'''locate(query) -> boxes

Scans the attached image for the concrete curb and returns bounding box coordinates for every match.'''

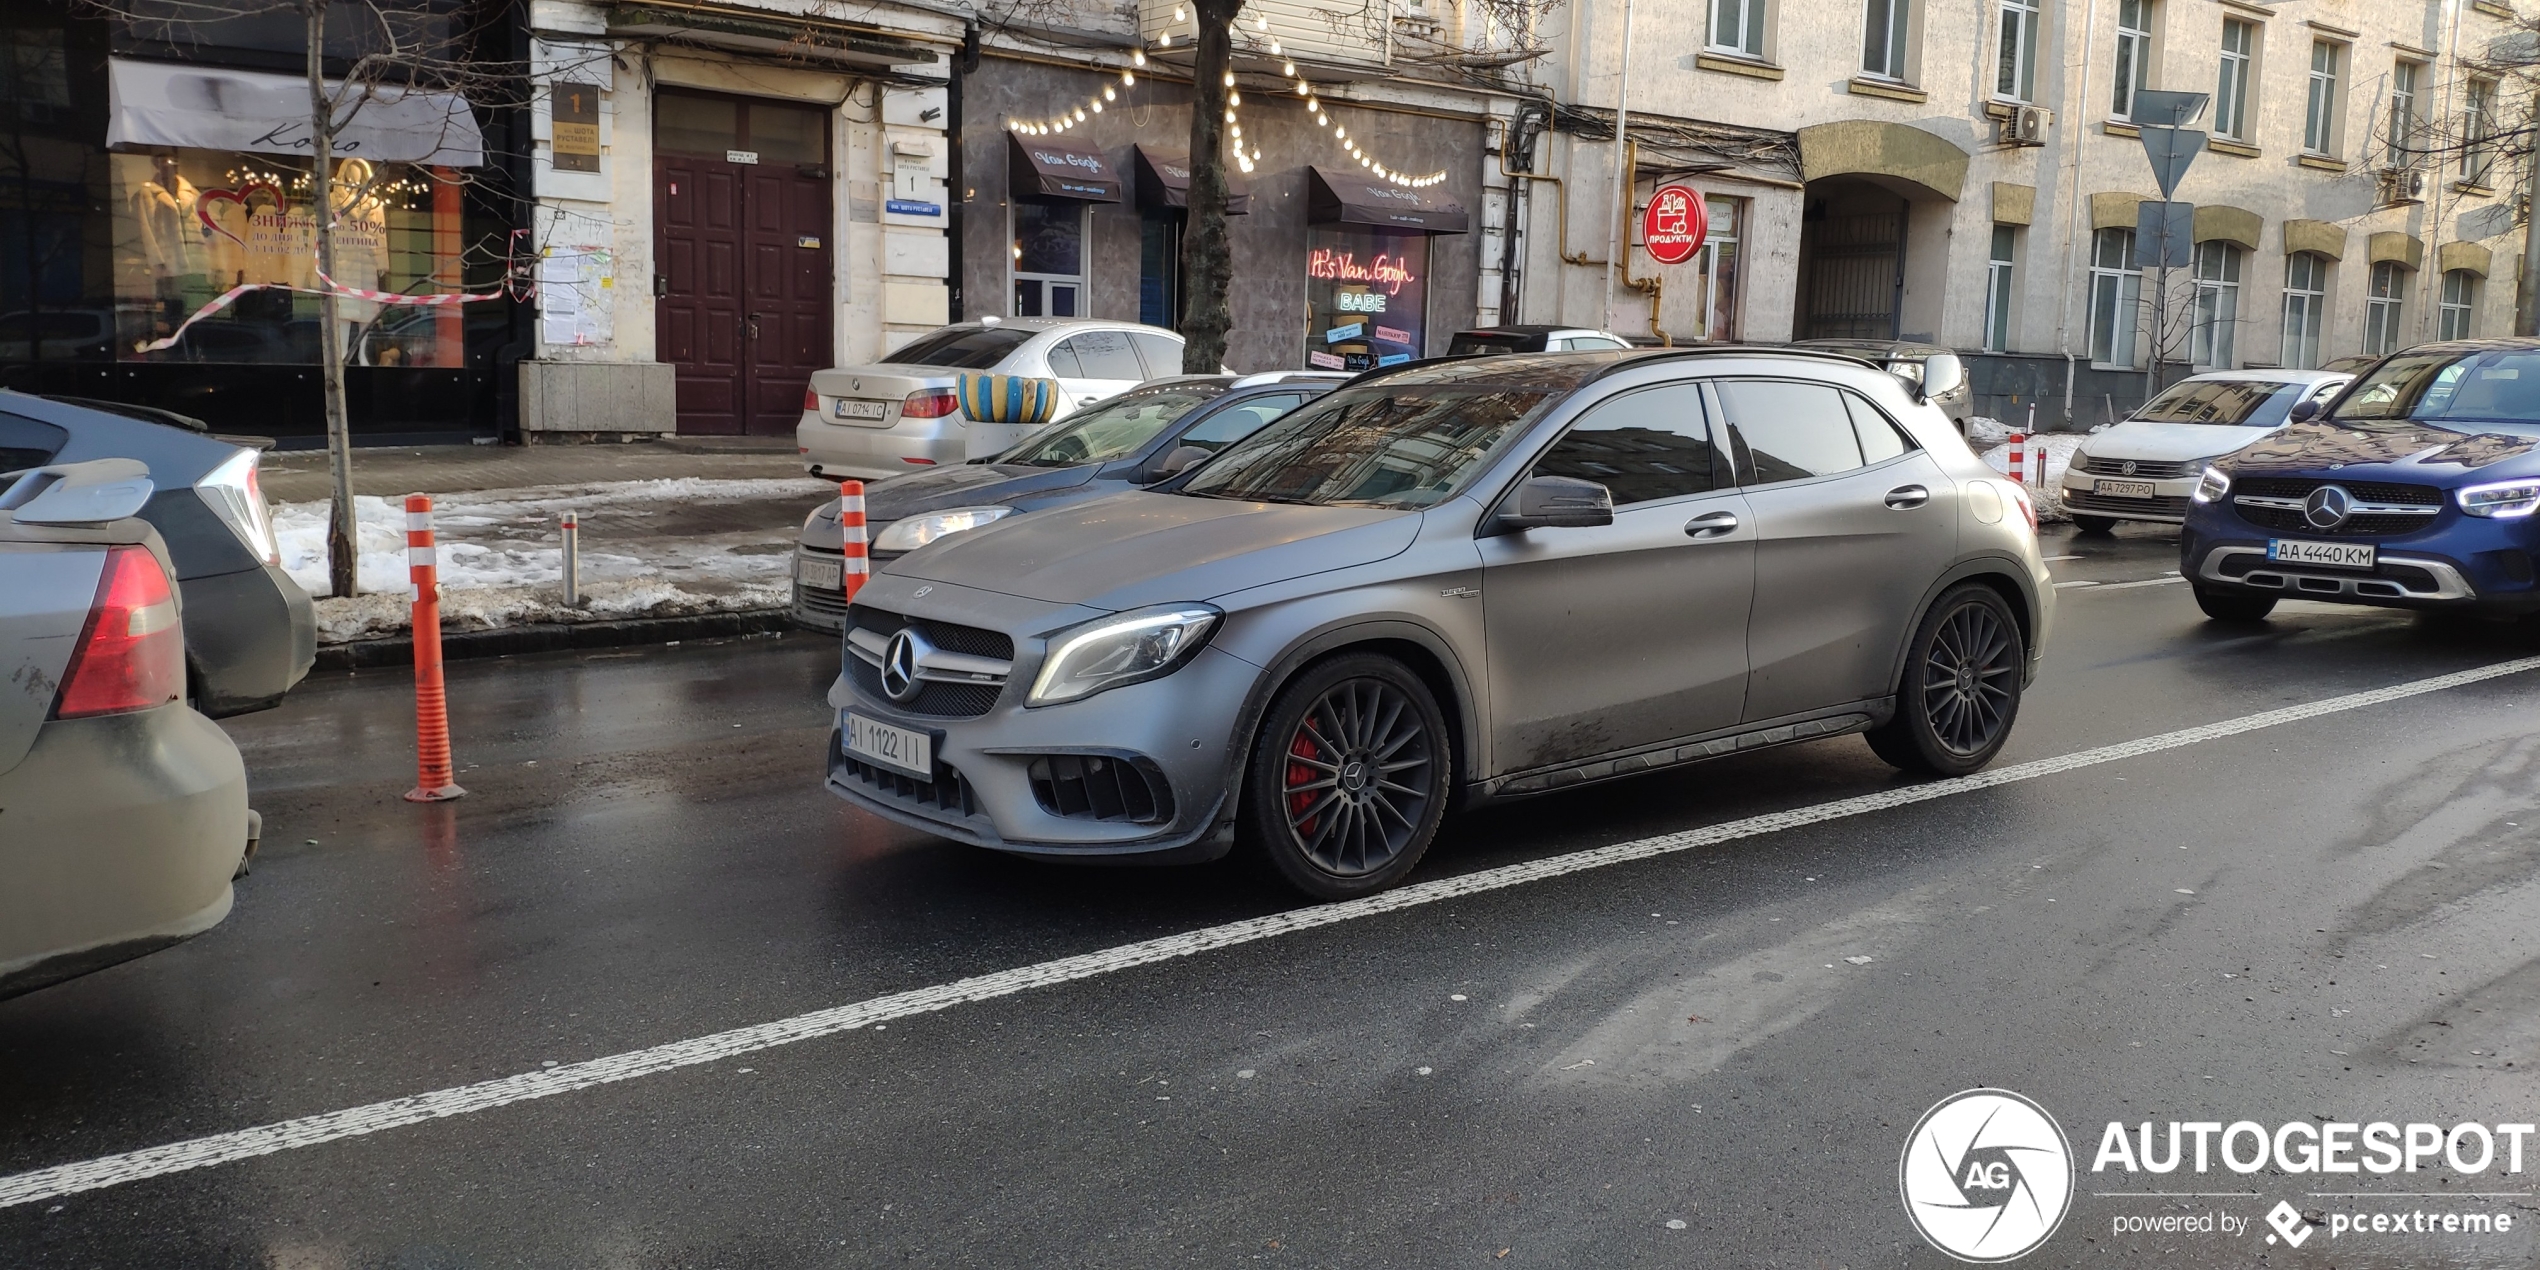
[314,609,799,670]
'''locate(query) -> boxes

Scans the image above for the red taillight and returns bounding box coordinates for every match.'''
[901,389,959,419]
[53,545,184,719]
[804,387,821,411]
[902,457,938,465]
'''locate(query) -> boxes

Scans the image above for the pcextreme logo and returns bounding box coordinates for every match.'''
[1899,1089,2075,1262]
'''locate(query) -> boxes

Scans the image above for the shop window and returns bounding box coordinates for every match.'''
[1305,226,1429,371]
[2086,226,2140,368]
[2189,240,2241,370]
[1687,197,1742,342]
[1013,201,1084,318]
[2439,270,2477,341]
[112,152,469,366]
[2280,251,2327,369]
[2363,261,2406,357]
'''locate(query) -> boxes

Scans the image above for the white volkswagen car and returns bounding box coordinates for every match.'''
[798,319,1193,480]
[2058,369,2353,532]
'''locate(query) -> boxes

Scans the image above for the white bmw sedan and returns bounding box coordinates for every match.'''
[2059,369,2352,532]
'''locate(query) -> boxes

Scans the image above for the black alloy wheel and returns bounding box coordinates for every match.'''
[2193,585,2278,623]
[1240,653,1450,899]
[1866,583,2026,776]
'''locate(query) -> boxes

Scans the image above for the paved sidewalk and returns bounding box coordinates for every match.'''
[261,437,804,502]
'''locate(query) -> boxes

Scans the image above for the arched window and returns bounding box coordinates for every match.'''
[2280,252,2328,369]
[2439,270,2478,341]
[2190,240,2241,369]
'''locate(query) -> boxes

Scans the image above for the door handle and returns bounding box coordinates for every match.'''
[1684,510,1740,538]
[746,314,763,339]
[1885,484,1931,509]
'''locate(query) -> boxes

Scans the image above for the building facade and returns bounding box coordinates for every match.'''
[1513,0,2533,426]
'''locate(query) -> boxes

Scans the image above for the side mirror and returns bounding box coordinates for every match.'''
[2288,398,2321,423]
[1915,353,1967,404]
[1147,445,1211,482]
[1498,474,1614,530]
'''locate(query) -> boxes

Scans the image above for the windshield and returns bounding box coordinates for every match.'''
[2134,379,2313,427]
[881,326,1032,369]
[1177,385,1555,509]
[999,385,1225,467]
[2335,349,2540,425]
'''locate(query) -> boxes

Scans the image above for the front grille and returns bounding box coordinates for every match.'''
[836,749,983,818]
[797,582,852,619]
[2232,505,2436,536]
[2077,454,2199,479]
[2063,491,2190,516]
[849,605,1015,660]
[2234,477,2444,506]
[1026,754,1175,824]
[843,604,1014,718]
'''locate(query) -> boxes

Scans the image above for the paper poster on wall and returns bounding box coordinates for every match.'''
[539,244,613,346]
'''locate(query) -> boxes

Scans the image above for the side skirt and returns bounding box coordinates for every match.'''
[1478,698,1895,801]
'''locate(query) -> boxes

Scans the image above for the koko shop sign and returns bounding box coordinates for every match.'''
[1643,184,1709,266]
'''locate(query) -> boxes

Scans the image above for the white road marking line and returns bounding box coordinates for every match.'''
[2042,554,2083,562]
[2064,575,2190,592]
[9,655,2540,1208]
[2053,580,2100,589]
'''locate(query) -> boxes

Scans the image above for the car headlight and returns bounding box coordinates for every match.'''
[2192,465,2231,505]
[1028,604,1222,706]
[802,500,833,533]
[871,506,1011,552]
[2458,479,2540,519]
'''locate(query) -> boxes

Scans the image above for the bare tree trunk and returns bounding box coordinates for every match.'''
[309,0,359,598]
[1178,0,1239,373]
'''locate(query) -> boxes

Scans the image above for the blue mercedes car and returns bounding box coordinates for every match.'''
[2181,339,2540,621]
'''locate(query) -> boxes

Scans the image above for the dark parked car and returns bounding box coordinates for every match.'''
[2183,339,2540,622]
[824,347,2051,898]
[1790,339,1975,433]
[0,391,314,716]
[793,372,1341,631]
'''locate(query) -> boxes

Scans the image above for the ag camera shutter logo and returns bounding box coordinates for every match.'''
[1900,1089,2075,1262]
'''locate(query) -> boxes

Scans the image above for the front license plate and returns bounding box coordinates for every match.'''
[845,712,933,778]
[2268,538,2376,570]
[834,399,888,420]
[2093,478,2157,499]
[796,553,842,590]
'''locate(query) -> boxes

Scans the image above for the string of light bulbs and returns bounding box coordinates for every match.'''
[1002,6,1447,189]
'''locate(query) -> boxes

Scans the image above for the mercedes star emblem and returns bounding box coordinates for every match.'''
[881,629,927,702]
[2304,484,2355,530]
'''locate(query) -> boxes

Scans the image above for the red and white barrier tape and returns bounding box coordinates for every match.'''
[135,271,510,354]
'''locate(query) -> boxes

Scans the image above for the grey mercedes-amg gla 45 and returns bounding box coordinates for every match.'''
[825,349,2054,898]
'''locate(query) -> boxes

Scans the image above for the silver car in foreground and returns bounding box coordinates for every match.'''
[825,349,2054,898]
[1,460,254,997]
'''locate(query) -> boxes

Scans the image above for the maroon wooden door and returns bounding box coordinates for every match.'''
[653,93,832,436]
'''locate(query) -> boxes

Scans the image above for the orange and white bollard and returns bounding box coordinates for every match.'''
[839,480,870,604]
[2006,432,2027,485]
[403,494,465,803]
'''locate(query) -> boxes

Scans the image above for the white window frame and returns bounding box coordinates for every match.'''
[2088,227,2141,368]
[1709,0,1767,59]
[1688,197,1743,341]
[2281,252,2327,370]
[2362,261,2406,356]
[2439,270,2477,340]
[1861,0,1911,81]
[2303,40,2342,157]
[1984,225,2016,352]
[2388,60,2420,168]
[1995,0,2041,103]
[1010,201,1087,319]
[2215,19,2254,141]
[2190,239,2241,370]
[2112,0,2153,120]
[2463,78,2497,186]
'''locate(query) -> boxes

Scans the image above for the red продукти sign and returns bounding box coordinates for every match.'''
[1642,184,1708,266]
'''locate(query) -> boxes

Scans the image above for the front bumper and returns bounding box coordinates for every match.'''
[823,640,1263,860]
[2057,471,2199,524]
[2182,499,2540,613]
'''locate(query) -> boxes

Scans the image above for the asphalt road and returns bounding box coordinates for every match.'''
[6,520,2539,1268]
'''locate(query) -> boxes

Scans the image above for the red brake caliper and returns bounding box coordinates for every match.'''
[1286,729,1322,836]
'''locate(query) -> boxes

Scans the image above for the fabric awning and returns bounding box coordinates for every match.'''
[106,58,485,166]
[1006,132,1122,203]
[1306,166,1468,234]
[1132,146,1250,215]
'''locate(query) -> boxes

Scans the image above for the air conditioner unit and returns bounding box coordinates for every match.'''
[2010,105,2051,146]
[2378,166,2429,205]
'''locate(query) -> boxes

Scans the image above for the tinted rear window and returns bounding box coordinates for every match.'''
[881,327,1032,369]
[2337,349,2540,424]
[2135,379,2309,426]
[0,412,68,474]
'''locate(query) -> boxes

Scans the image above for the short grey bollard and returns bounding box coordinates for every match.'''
[560,510,581,607]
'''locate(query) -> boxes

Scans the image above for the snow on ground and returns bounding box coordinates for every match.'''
[1966,419,2082,524]
[274,477,833,644]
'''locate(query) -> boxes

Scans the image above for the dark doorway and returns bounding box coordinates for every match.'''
[1796,182,1907,341]
[653,91,833,436]
[1139,214,1181,329]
